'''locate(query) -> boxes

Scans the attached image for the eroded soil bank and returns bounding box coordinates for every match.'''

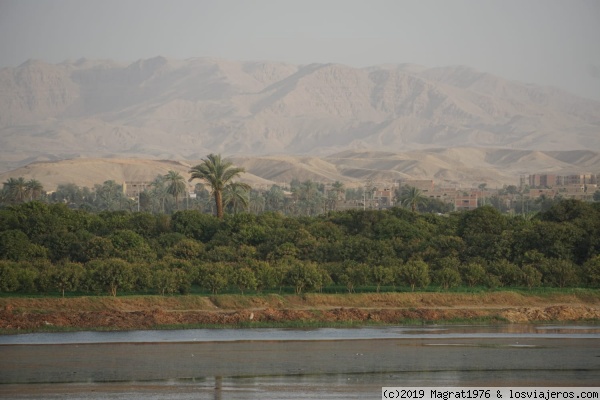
[1,291,599,332]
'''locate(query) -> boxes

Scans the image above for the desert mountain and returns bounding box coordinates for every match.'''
[2,148,599,191]
[1,57,600,175]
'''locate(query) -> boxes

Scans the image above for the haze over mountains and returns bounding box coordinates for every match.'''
[1,56,599,188]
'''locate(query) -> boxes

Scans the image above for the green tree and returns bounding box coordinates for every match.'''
[329,181,345,211]
[16,264,39,293]
[398,260,430,291]
[538,258,580,288]
[108,229,156,263]
[460,261,487,287]
[223,181,251,214]
[149,175,169,213]
[51,262,85,297]
[434,268,462,290]
[372,265,394,293]
[339,262,370,293]
[95,180,125,211]
[89,258,135,296]
[398,186,426,212]
[264,185,285,212]
[0,230,37,261]
[131,263,153,292]
[250,261,276,292]
[200,262,230,294]
[233,267,257,294]
[164,170,187,211]
[248,190,266,214]
[82,236,114,261]
[487,259,522,287]
[0,261,19,292]
[3,177,28,203]
[458,206,512,262]
[520,265,543,289]
[26,179,44,201]
[152,268,179,295]
[168,238,205,260]
[189,154,246,219]
[285,259,322,294]
[32,260,55,293]
[51,183,86,207]
[171,210,219,242]
[583,255,600,287]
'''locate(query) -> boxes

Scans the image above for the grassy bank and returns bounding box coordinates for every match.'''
[2,289,599,312]
[1,290,599,334]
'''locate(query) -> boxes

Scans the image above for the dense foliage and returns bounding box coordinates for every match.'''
[1,200,599,296]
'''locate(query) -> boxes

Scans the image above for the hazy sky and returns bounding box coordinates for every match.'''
[1,0,599,100]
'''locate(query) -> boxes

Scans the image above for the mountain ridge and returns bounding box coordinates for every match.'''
[1,57,599,181]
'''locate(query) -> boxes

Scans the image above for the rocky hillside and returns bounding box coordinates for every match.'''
[1,57,600,174]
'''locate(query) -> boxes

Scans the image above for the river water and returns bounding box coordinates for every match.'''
[1,324,599,399]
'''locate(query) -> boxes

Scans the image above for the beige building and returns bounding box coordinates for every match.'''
[123,181,153,198]
[454,194,479,211]
[400,179,434,192]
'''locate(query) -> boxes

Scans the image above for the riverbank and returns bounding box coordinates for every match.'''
[1,291,600,333]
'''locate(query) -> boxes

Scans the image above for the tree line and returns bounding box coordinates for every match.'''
[2,153,459,216]
[1,198,599,297]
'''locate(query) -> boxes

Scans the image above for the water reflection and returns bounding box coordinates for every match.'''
[1,325,599,399]
[2,371,598,400]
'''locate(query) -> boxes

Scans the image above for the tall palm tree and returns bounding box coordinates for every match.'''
[223,181,252,214]
[330,181,345,211]
[398,186,426,212]
[4,177,28,203]
[189,154,246,219]
[265,185,285,212]
[150,175,168,213]
[26,179,44,201]
[248,190,266,215]
[163,170,187,210]
[95,180,124,211]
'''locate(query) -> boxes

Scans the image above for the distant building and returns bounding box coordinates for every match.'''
[528,174,559,188]
[373,188,394,207]
[400,179,434,192]
[529,173,597,188]
[123,181,153,198]
[527,188,558,199]
[454,194,478,211]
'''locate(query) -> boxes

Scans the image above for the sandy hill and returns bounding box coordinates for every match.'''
[2,148,599,192]
[1,57,599,175]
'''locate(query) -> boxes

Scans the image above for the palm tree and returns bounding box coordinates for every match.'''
[189,154,246,219]
[248,190,266,214]
[223,181,251,214]
[398,186,426,212]
[150,175,168,213]
[163,170,187,210]
[265,185,285,212]
[26,179,44,201]
[330,181,345,211]
[4,177,28,203]
[95,180,124,211]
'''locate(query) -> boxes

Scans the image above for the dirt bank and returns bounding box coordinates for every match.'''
[1,291,599,332]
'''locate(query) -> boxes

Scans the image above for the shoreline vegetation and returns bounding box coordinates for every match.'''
[2,169,600,334]
[2,291,600,334]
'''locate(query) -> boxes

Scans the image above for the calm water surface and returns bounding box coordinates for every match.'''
[1,325,599,399]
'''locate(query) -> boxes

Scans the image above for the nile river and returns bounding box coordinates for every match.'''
[1,324,599,399]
